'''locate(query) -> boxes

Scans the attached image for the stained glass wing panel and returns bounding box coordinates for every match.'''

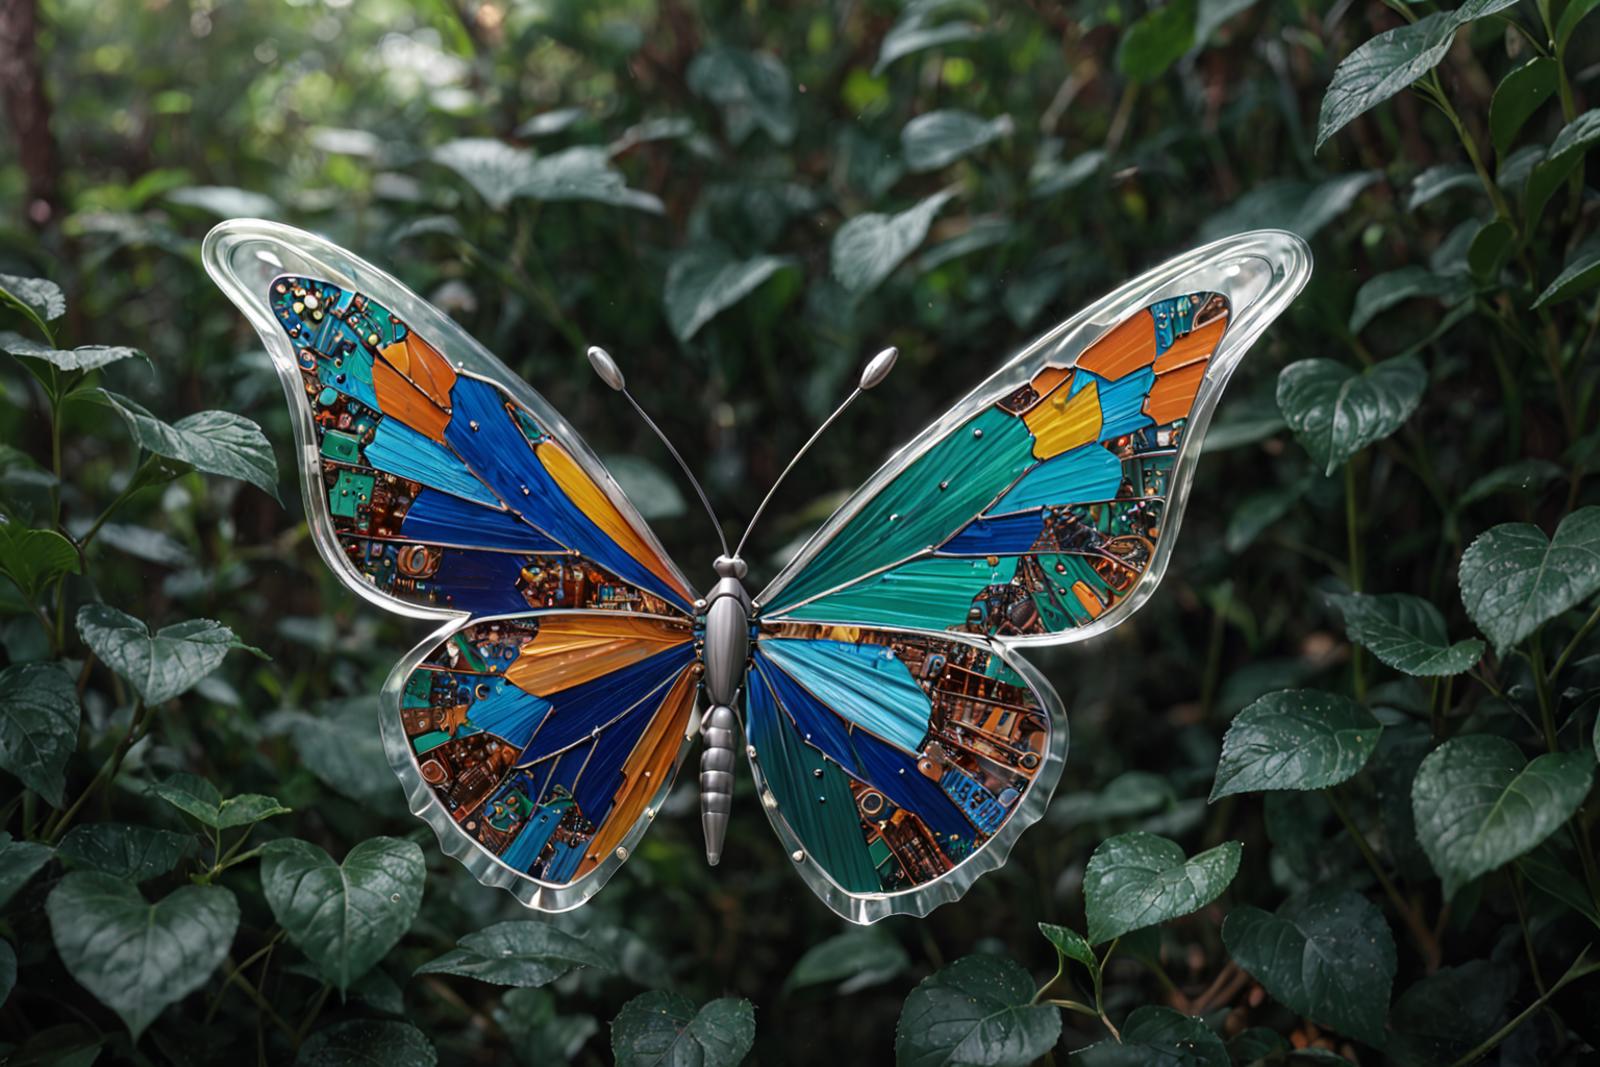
[203,221,696,621]
[757,231,1311,649]
[745,623,1066,922]
[383,610,699,912]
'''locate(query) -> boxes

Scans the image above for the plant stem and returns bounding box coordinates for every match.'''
[1344,461,1366,702]
[1551,600,1600,681]
[1509,869,1548,996]
[1529,632,1560,753]
[1326,787,1440,970]
[206,931,284,1024]
[42,699,150,842]
[1449,950,1600,1066]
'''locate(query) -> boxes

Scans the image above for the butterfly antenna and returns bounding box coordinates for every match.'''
[732,346,898,560]
[588,346,731,557]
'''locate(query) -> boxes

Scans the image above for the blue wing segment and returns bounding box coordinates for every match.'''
[989,443,1122,513]
[758,638,931,753]
[516,643,695,765]
[401,490,564,553]
[938,511,1044,556]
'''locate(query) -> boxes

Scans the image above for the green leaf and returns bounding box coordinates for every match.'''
[0,939,14,1009]
[1533,232,1600,309]
[1037,922,1098,978]
[0,332,144,373]
[98,391,280,501]
[430,139,536,211]
[1386,961,1514,1067]
[611,990,756,1067]
[0,662,80,806]
[1328,592,1484,676]
[1195,0,1259,44]
[517,146,663,213]
[1083,832,1242,944]
[296,1020,437,1067]
[1458,507,1600,655]
[1075,1005,1229,1066]
[1117,0,1197,83]
[1224,480,1306,554]
[1556,0,1600,50]
[149,772,290,829]
[497,987,599,1065]
[1348,267,1471,332]
[415,920,614,988]
[1222,888,1396,1046]
[900,110,1013,173]
[1466,218,1514,279]
[875,1,985,74]
[894,954,1061,1067]
[0,832,55,909]
[167,185,280,218]
[663,244,795,342]
[261,836,425,992]
[1210,690,1383,800]
[687,47,795,145]
[1316,13,1460,151]
[1458,458,1564,507]
[1412,734,1594,899]
[1202,173,1379,242]
[0,272,66,330]
[45,871,239,1040]
[1524,109,1600,227]
[832,189,957,294]
[785,928,909,994]
[0,521,80,601]
[57,823,193,882]
[1406,163,1479,211]
[1276,356,1426,475]
[76,603,257,705]
[1490,57,1558,157]
[262,699,393,802]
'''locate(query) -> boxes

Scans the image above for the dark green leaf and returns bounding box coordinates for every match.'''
[1556,0,1600,50]
[45,871,238,1040]
[77,603,256,704]
[0,939,14,1008]
[1083,832,1242,943]
[1276,356,1426,475]
[1202,172,1379,242]
[1029,146,1105,200]
[1195,0,1259,43]
[612,990,757,1067]
[1406,163,1478,211]
[900,110,1012,172]
[0,832,55,909]
[894,954,1060,1067]
[430,139,535,211]
[167,185,280,218]
[1328,592,1484,676]
[57,823,193,882]
[0,521,80,601]
[0,332,144,373]
[1490,58,1558,157]
[415,920,614,988]
[1412,734,1593,898]
[1517,839,1600,924]
[687,47,795,145]
[296,1020,437,1067]
[262,699,393,802]
[261,836,424,991]
[1222,888,1396,1046]
[1458,507,1600,655]
[0,662,79,806]
[1211,690,1383,799]
[1466,218,1514,279]
[1533,232,1600,308]
[98,391,280,501]
[518,146,663,213]
[1458,458,1563,507]
[785,927,909,994]
[1075,1005,1229,1065]
[1118,0,1197,83]
[1348,267,1471,332]
[0,273,66,327]
[1037,923,1098,975]
[1387,961,1514,1067]
[875,1,985,74]
[149,772,290,829]
[1224,481,1306,553]
[1523,109,1600,227]
[497,987,600,1066]
[663,244,795,341]
[1316,13,1460,151]
[832,189,957,293]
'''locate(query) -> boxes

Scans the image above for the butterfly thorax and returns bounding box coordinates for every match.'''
[694,553,753,865]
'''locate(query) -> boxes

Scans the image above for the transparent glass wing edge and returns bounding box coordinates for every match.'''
[755,228,1314,652]
[200,217,699,620]
[745,630,1069,924]
[378,609,699,913]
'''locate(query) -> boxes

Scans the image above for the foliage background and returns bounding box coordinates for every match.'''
[2,0,1600,1064]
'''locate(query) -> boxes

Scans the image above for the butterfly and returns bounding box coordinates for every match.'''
[204,221,1310,923]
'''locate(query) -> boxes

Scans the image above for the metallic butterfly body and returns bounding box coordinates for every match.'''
[204,221,1310,924]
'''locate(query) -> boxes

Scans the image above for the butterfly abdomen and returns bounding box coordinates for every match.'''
[698,555,752,866]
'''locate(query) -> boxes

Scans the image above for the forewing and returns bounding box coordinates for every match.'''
[384,610,699,911]
[745,623,1065,922]
[203,220,696,620]
[758,230,1310,648]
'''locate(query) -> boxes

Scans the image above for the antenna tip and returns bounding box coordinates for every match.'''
[587,346,626,391]
[859,346,898,390]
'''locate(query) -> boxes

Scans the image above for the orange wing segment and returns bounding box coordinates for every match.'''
[1152,314,1227,374]
[1145,360,1210,425]
[504,614,692,695]
[1076,309,1156,380]
[373,359,451,442]
[380,333,457,407]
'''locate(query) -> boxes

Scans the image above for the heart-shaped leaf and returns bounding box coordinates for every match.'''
[261,837,425,991]
[431,139,537,211]
[785,928,909,995]
[46,871,239,1040]
[1328,592,1484,676]
[900,110,1012,172]
[612,990,757,1067]
[98,391,280,501]
[0,662,80,806]
[57,823,193,882]
[415,920,615,988]
[1222,888,1396,1046]
[1276,356,1426,475]
[1083,832,1242,944]
[686,47,795,146]
[296,1020,437,1067]
[0,521,80,602]
[663,244,795,342]
[832,188,957,294]
[894,954,1061,1067]
[0,832,55,909]
[262,699,393,802]
[1412,734,1593,899]
[1075,1005,1230,1066]
[149,772,290,829]
[1458,507,1600,655]
[1210,690,1382,800]
[77,603,258,705]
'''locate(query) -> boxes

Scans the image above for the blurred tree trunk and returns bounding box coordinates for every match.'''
[0,0,59,228]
